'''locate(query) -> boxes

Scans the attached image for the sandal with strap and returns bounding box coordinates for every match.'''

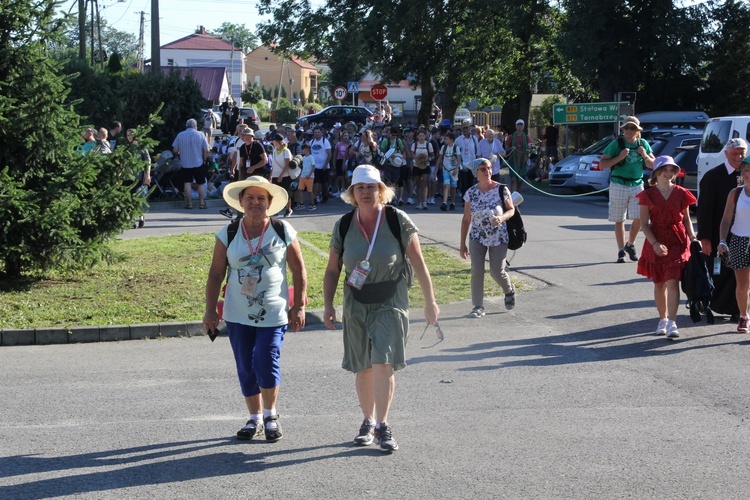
[236,419,263,440]
[263,414,283,443]
[184,204,193,209]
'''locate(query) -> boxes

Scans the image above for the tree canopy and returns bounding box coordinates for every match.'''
[256,0,749,122]
[210,23,259,53]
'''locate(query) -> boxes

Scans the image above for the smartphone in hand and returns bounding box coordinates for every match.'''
[208,327,218,342]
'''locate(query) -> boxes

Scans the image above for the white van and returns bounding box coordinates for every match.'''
[697,116,750,192]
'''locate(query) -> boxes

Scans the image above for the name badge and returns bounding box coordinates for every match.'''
[346,260,370,290]
[241,275,258,297]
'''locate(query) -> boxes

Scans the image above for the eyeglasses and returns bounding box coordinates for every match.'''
[622,125,638,131]
[420,322,444,348]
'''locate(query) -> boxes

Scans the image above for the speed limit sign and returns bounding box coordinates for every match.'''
[333,86,348,100]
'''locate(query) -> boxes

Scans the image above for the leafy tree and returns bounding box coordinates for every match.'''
[703,0,750,116]
[0,1,155,277]
[559,0,706,115]
[242,82,263,104]
[64,18,139,66]
[210,23,259,53]
[257,0,567,127]
[63,59,205,151]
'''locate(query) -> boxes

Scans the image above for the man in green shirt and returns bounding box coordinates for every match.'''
[599,116,655,263]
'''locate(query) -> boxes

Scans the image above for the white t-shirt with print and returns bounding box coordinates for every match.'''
[217,220,297,327]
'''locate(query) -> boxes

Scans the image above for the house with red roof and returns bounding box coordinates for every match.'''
[160,26,244,105]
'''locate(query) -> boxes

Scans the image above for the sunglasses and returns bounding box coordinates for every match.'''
[420,322,444,348]
[622,125,639,131]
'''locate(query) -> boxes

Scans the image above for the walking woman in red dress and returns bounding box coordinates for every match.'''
[637,155,697,339]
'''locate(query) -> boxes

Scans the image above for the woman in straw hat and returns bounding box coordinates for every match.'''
[204,176,307,443]
[323,164,440,453]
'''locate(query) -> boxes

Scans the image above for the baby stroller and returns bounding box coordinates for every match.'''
[151,150,183,199]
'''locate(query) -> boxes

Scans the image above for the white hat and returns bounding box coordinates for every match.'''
[515,119,525,126]
[727,138,748,150]
[351,164,386,187]
[222,176,289,215]
[390,153,405,167]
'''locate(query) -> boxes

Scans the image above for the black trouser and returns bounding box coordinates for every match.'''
[458,168,475,199]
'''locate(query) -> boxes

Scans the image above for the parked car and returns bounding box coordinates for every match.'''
[238,107,260,131]
[454,108,472,126]
[573,132,702,193]
[548,136,614,189]
[672,145,699,197]
[297,105,373,129]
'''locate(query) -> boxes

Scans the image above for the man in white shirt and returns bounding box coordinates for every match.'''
[309,126,332,203]
[454,124,479,198]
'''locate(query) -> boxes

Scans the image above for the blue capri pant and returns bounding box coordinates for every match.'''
[226,322,286,397]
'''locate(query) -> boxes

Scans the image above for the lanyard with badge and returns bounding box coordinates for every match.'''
[240,219,269,297]
[346,208,382,290]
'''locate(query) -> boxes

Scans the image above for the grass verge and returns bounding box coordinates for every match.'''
[0,232,512,329]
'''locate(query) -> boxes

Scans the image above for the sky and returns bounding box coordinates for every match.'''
[60,0,286,52]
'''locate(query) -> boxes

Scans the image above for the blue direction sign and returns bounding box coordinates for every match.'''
[347,81,359,93]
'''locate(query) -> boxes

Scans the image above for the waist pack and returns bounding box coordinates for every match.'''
[349,276,403,304]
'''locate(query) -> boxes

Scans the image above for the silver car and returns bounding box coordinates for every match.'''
[573,132,702,193]
[548,136,613,189]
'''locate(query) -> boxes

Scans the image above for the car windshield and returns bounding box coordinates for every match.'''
[580,136,614,154]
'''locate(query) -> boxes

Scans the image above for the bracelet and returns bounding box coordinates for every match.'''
[720,240,727,246]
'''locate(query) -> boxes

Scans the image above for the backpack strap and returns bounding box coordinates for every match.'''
[384,205,405,257]
[337,206,406,268]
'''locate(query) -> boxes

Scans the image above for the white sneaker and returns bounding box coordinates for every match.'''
[297,204,306,210]
[407,198,415,205]
[666,320,679,339]
[656,318,668,335]
[428,198,435,204]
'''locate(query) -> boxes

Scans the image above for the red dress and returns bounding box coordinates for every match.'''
[636,185,697,283]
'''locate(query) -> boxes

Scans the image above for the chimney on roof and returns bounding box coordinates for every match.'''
[199,26,206,35]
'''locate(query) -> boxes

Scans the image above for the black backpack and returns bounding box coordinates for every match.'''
[498,184,527,250]
[338,205,414,287]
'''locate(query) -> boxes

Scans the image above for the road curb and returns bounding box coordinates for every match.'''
[0,308,336,347]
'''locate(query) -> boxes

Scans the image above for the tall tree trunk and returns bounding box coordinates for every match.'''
[418,73,435,126]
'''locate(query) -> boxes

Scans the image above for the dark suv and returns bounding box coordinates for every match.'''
[298,106,373,128]
[238,107,260,131]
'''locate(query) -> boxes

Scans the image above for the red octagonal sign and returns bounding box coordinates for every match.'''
[370,84,388,101]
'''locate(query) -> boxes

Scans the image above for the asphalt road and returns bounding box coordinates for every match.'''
[2,186,750,499]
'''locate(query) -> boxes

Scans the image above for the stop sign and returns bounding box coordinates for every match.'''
[370,84,388,101]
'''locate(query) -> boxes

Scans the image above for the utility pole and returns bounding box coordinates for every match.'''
[275,53,285,110]
[228,36,234,100]
[95,0,104,69]
[137,11,145,72]
[90,0,95,66]
[286,58,294,105]
[150,0,160,74]
[78,0,86,60]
